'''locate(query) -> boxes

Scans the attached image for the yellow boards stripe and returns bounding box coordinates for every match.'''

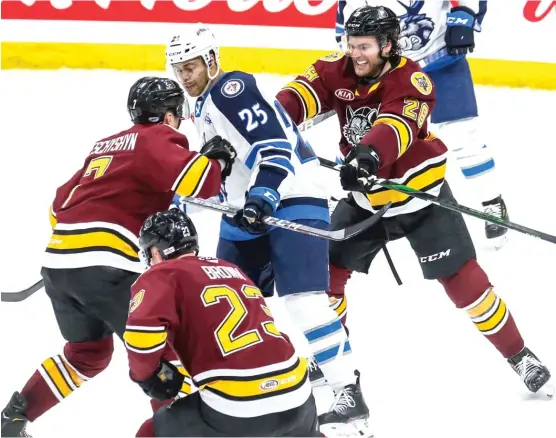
[203,357,307,400]
[367,161,446,208]
[123,328,168,351]
[283,81,319,120]
[47,228,139,261]
[174,155,210,197]
[373,116,412,157]
[42,357,72,398]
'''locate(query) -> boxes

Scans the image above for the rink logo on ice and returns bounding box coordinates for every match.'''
[335,88,355,101]
[410,72,433,96]
[259,379,279,391]
[419,249,451,263]
[221,79,245,98]
[129,289,145,314]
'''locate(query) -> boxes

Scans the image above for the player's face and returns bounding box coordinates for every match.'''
[171,57,209,97]
[347,36,385,78]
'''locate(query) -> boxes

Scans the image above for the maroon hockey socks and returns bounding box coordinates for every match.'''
[327,264,352,326]
[439,258,525,358]
[19,337,113,421]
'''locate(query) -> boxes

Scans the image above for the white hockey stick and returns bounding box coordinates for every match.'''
[297,110,337,132]
[181,196,390,241]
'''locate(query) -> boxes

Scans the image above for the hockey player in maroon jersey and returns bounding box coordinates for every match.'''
[1,77,236,437]
[277,5,552,429]
[127,209,318,437]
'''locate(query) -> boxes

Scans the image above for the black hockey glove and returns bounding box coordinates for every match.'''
[341,144,380,191]
[233,187,279,235]
[200,135,237,181]
[445,6,477,56]
[131,359,184,402]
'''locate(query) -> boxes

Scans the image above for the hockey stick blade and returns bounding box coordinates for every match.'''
[318,156,556,245]
[1,279,44,303]
[181,197,388,241]
[298,110,337,132]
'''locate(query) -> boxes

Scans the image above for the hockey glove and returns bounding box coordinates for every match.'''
[233,187,280,235]
[342,144,380,191]
[170,194,187,213]
[445,6,476,56]
[200,135,237,181]
[132,359,184,402]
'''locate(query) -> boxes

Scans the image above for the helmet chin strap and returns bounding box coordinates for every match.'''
[191,58,221,99]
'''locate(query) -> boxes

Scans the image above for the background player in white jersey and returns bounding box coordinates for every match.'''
[336,0,509,247]
[165,24,372,435]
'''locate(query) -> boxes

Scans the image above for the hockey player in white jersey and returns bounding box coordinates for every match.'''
[165,24,372,436]
[336,0,509,247]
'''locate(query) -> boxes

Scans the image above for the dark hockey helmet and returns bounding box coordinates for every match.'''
[139,209,199,266]
[345,6,401,55]
[127,76,186,124]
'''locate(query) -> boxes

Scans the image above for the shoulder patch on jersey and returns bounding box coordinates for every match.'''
[410,72,433,96]
[319,51,345,62]
[221,79,245,98]
[303,65,319,82]
[129,289,145,314]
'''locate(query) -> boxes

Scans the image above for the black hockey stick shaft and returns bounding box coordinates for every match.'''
[1,279,44,302]
[181,196,390,241]
[318,156,556,244]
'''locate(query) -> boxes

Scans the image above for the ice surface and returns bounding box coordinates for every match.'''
[1,69,555,438]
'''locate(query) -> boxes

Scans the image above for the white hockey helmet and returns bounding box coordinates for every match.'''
[166,24,220,73]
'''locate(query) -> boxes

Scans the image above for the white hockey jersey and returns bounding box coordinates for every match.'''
[193,71,329,240]
[336,1,486,69]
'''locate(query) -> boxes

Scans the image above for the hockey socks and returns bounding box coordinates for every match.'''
[439,258,524,358]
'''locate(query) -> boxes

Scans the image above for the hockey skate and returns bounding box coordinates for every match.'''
[508,347,554,398]
[1,392,31,437]
[308,357,327,388]
[319,372,373,438]
[482,195,509,248]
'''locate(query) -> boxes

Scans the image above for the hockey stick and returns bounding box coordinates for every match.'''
[297,111,337,132]
[318,156,556,244]
[181,196,390,241]
[0,113,337,304]
[1,279,44,303]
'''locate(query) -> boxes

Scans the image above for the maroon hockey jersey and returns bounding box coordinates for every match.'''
[277,53,448,216]
[45,123,222,273]
[124,255,311,418]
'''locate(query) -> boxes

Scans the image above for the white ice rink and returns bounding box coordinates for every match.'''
[1,69,555,438]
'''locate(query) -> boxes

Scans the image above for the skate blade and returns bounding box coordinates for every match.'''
[539,379,554,398]
[310,377,328,388]
[485,234,508,251]
[320,418,373,438]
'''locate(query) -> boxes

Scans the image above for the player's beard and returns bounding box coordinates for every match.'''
[352,56,388,83]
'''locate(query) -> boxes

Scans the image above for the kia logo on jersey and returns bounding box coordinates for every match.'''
[523,0,556,22]
[335,89,355,101]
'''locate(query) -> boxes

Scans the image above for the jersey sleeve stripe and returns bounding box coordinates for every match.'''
[260,157,296,175]
[283,80,321,121]
[123,327,168,352]
[172,154,211,197]
[245,140,292,169]
[374,115,413,158]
